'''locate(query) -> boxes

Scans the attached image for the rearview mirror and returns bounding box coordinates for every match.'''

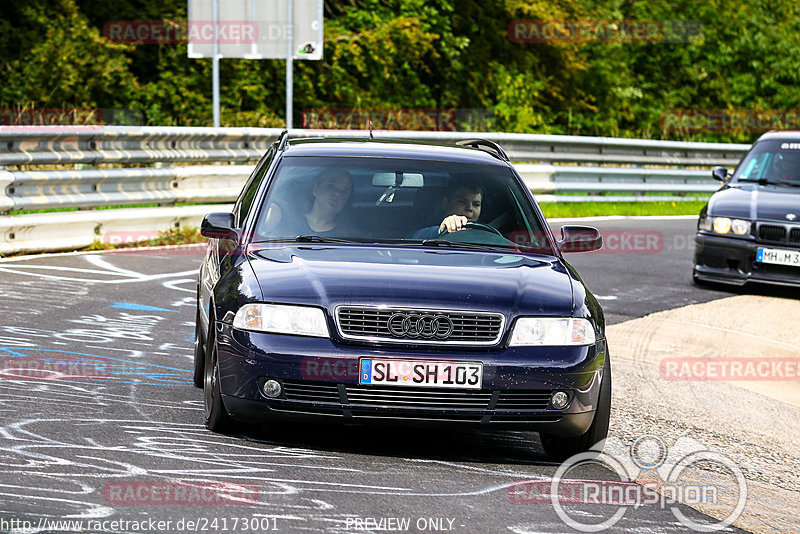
[201,212,238,241]
[558,225,602,253]
[372,172,424,187]
[711,166,729,183]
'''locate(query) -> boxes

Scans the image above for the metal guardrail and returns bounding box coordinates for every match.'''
[0,126,750,254]
[1,166,250,211]
[0,127,276,166]
[0,126,751,167]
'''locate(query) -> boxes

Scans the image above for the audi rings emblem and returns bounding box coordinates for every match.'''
[387,313,454,339]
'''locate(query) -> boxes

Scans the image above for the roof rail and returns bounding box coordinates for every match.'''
[277,130,290,151]
[455,139,509,162]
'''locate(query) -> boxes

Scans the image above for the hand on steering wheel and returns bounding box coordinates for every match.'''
[438,217,504,238]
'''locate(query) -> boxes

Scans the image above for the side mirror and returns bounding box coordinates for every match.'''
[558,225,602,253]
[201,212,238,241]
[711,166,729,183]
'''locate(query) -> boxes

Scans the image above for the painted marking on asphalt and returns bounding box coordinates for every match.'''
[84,255,146,278]
[110,302,179,314]
[595,295,618,300]
[0,264,197,284]
[163,278,196,293]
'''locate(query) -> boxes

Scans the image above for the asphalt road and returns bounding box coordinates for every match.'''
[0,218,750,534]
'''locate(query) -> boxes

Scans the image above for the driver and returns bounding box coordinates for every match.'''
[412,180,483,240]
[773,152,800,182]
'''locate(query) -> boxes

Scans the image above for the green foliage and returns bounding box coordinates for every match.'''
[0,0,137,110]
[1,0,799,142]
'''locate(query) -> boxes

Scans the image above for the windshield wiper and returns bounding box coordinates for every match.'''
[252,236,361,244]
[739,178,800,187]
[418,239,519,252]
[294,235,361,243]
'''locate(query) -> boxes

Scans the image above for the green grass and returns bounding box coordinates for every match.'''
[538,200,707,218]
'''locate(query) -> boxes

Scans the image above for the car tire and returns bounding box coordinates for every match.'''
[192,307,205,388]
[203,316,236,433]
[540,356,611,462]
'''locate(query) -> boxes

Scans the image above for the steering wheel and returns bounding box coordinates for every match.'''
[439,221,505,238]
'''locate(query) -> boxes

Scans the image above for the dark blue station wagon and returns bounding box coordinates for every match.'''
[195,133,610,460]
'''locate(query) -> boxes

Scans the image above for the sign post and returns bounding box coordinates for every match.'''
[188,0,323,128]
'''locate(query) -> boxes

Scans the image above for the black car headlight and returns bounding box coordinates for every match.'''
[233,303,330,338]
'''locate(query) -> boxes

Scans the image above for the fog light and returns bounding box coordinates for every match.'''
[551,391,569,409]
[262,379,282,398]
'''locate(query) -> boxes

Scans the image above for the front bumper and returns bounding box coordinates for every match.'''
[215,324,608,437]
[693,232,800,287]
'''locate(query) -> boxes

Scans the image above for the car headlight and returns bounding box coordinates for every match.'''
[707,217,750,235]
[509,317,596,346]
[233,303,329,337]
[713,217,732,234]
[731,219,750,235]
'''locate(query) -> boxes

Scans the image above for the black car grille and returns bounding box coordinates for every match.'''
[336,307,504,344]
[759,225,787,242]
[791,228,800,243]
[495,390,553,410]
[278,380,561,424]
[344,385,492,409]
[281,381,340,403]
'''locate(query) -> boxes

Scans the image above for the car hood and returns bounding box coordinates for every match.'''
[246,244,576,316]
[710,184,800,221]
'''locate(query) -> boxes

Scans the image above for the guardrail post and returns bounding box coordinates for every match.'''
[0,169,13,215]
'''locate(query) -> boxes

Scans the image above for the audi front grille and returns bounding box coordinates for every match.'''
[335,306,505,345]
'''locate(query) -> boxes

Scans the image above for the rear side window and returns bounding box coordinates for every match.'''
[235,147,275,227]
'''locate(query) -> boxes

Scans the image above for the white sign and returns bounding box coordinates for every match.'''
[188,0,323,60]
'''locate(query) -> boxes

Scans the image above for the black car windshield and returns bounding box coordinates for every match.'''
[733,139,800,187]
[251,156,553,254]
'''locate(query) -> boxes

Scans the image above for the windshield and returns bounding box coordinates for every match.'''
[732,139,800,186]
[251,155,553,254]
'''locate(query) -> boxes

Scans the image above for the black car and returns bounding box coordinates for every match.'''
[195,132,610,460]
[694,131,800,287]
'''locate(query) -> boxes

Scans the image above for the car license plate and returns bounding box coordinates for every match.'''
[756,247,800,267]
[359,358,483,389]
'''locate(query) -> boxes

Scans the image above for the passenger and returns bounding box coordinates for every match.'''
[412,180,483,240]
[260,170,354,237]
